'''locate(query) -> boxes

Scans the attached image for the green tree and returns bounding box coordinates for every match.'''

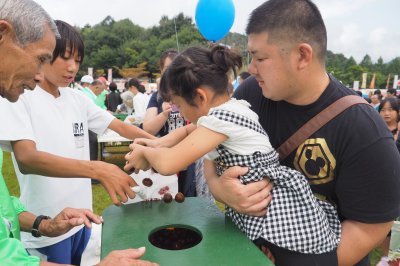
[374,72,387,89]
[91,45,118,71]
[150,13,194,40]
[387,57,400,76]
[221,32,248,66]
[360,54,373,69]
[76,15,399,83]
[326,51,348,69]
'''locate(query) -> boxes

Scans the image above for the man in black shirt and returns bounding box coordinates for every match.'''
[205,0,400,265]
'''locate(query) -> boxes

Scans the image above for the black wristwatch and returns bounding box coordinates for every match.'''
[31,215,51,238]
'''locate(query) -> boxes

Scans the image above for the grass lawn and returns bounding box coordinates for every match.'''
[1,149,383,264]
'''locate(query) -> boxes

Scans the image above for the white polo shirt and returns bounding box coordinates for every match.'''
[0,86,114,248]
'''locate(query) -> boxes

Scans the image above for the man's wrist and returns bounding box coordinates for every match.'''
[88,160,101,180]
[38,218,48,237]
[32,215,51,237]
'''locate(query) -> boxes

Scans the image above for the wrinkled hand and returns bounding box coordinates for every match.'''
[92,161,137,206]
[124,143,151,174]
[207,165,273,216]
[98,247,159,266]
[40,207,102,237]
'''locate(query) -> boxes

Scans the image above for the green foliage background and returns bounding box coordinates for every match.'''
[77,13,400,88]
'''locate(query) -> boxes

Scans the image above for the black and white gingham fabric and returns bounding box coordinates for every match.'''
[211,109,341,254]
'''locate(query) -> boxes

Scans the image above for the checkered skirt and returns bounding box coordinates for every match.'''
[211,109,341,254]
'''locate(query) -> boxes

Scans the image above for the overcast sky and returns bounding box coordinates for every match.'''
[34,0,399,63]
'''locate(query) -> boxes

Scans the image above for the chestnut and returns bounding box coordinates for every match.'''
[142,178,153,187]
[163,193,173,203]
[174,192,185,203]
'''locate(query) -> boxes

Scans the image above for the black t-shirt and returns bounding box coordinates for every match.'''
[234,75,400,263]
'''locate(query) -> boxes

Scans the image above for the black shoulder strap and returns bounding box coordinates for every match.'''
[277,95,370,160]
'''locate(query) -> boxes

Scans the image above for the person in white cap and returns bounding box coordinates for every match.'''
[80,74,94,93]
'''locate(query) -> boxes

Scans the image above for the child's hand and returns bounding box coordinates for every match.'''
[161,102,172,118]
[134,138,163,148]
[124,143,151,174]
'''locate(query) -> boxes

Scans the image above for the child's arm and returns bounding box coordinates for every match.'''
[134,124,197,148]
[126,126,227,175]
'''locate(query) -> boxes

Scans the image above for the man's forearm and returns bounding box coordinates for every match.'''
[18,211,36,233]
[109,119,156,140]
[337,220,393,265]
[14,148,98,179]
[19,212,56,238]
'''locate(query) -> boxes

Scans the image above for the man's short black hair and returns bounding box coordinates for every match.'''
[246,0,327,63]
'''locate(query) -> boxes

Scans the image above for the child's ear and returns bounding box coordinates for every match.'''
[195,87,208,104]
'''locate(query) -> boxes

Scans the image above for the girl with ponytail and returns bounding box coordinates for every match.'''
[126,45,341,259]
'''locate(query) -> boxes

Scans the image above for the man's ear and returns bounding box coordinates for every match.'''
[0,20,14,44]
[296,43,313,70]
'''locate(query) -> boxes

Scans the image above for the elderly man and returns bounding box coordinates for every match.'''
[79,74,94,91]
[0,0,157,265]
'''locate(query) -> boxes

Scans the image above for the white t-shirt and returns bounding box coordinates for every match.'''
[0,86,114,248]
[132,92,150,124]
[197,98,273,161]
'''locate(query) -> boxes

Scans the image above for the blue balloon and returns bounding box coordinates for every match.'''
[195,0,235,42]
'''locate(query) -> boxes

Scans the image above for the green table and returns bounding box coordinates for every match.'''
[102,197,273,266]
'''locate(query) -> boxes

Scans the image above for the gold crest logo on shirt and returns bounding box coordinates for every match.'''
[294,138,336,185]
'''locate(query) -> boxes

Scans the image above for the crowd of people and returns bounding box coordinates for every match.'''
[351,88,400,155]
[1,0,400,266]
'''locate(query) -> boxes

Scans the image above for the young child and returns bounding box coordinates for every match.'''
[127,45,341,258]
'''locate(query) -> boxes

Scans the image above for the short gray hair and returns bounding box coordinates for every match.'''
[0,0,59,47]
[121,91,134,102]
